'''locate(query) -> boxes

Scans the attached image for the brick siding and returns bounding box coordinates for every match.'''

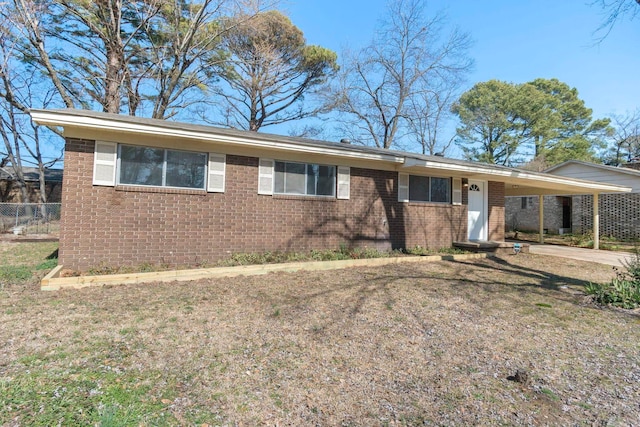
[60,138,504,271]
[573,194,640,240]
[488,181,505,241]
[505,196,567,233]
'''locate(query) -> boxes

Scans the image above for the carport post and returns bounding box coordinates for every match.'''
[538,194,544,244]
[593,192,599,250]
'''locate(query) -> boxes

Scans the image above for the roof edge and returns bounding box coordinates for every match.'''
[545,160,640,178]
[30,109,406,164]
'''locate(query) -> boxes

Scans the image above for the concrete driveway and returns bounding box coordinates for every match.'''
[527,243,635,267]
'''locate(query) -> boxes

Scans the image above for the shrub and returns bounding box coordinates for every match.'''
[586,248,640,309]
[405,245,467,256]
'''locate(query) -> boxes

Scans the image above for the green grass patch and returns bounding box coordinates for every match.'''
[0,265,32,281]
[540,387,560,401]
[0,369,178,426]
[535,303,553,308]
[0,242,58,284]
[35,258,58,270]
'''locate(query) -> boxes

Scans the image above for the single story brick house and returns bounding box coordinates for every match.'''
[506,160,640,240]
[30,109,630,271]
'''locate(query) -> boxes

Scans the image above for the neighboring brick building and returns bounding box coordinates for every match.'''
[505,195,571,234]
[505,160,640,240]
[30,110,630,272]
[0,167,63,203]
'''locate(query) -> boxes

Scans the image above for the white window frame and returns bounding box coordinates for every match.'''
[93,142,226,192]
[272,160,338,197]
[399,172,454,204]
[116,144,208,190]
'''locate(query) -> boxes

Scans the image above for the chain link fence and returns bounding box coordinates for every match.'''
[0,203,61,235]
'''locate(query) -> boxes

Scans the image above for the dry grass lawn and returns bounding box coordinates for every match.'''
[1,251,639,426]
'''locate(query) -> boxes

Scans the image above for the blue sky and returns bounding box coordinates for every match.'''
[284,0,639,149]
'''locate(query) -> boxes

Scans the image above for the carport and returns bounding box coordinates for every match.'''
[502,174,631,250]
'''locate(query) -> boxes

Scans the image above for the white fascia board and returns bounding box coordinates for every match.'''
[402,157,632,194]
[546,160,640,178]
[31,111,405,164]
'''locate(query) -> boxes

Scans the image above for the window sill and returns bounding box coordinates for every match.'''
[407,201,454,207]
[115,185,207,196]
[272,194,337,202]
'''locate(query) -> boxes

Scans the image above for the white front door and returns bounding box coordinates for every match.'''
[467,180,487,241]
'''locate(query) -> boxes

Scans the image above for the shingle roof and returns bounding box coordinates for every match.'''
[29,108,545,176]
[0,167,63,182]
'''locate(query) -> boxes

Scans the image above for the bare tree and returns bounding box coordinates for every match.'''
[141,0,275,119]
[0,0,274,202]
[603,110,640,165]
[406,81,459,155]
[2,0,267,117]
[0,44,63,203]
[3,0,165,113]
[333,0,472,150]
[0,6,62,202]
[593,0,640,40]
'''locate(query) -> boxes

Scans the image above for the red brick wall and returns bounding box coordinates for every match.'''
[60,138,492,271]
[487,181,505,241]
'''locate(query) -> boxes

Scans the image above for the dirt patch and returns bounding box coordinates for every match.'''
[1,253,638,425]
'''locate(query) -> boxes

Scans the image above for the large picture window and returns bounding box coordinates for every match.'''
[118,145,207,189]
[274,161,336,196]
[408,175,451,203]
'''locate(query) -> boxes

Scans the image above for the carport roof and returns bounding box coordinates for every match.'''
[30,108,631,196]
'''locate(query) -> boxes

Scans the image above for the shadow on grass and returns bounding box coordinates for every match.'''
[249,254,619,336]
[46,249,59,260]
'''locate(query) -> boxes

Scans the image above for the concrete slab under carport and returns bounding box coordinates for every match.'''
[528,243,635,267]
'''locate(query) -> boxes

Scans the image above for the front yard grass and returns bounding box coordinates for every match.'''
[0,241,58,283]
[1,250,639,425]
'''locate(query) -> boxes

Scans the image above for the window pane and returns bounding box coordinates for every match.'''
[409,175,430,202]
[119,146,163,186]
[306,164,318,195]
[166,150,206,189]
[274,161,285,193]
[275,161,335,196]
[431,177,451,203]
[316,165,336,196]
[285,162,305,194]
